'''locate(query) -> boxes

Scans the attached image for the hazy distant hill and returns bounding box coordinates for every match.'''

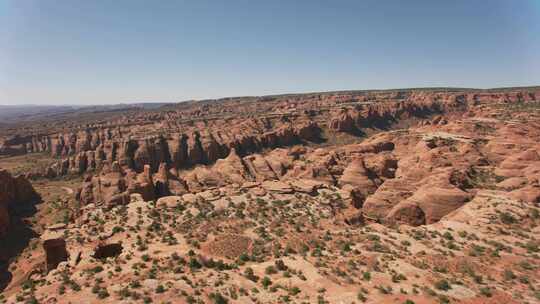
[1,86,538,124]
[0,105,78,121]
[0,103,171,123]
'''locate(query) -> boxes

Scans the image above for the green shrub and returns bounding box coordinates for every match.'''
[434,279,451,291]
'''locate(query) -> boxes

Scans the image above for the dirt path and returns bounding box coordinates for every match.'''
[61,187,74,195]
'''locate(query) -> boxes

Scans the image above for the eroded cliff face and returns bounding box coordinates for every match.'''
[2,88,540,303]
[3,89,538,178]
[40,121,322,178]
[64,88,540,218]
[76,112,540,228]
[0,170,39,237]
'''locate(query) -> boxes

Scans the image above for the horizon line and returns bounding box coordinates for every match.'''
[1,84,539,107]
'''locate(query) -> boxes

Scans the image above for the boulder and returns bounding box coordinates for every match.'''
[385,201,426,226]
[290,179,324,194]
[261,181,293,194]
[408,186,471,224]
[496,177,527,191]
[41,231,69,272]
[156,196,183,208]
[509,185,540,203]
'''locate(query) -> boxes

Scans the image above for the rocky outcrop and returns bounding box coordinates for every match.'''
[153,163,188,197]
[1,90,537,162]
[39,121,322,178]
[328,92,471,134]
[41,231,69,272]
[78,162,158,208]
[338,158,378,201]
[177,148,299,193]
[77,145,307,205]
[212,149,251,184]
[492,147,540,203]
[330,109,357,132]
[4,88,531,233]
[92,243,123,259]
[386,201,426,226]
[363,164,475,225]
[404,185,471,224]
[77,157,198,207]
[244,154,279,181]
[0,170,39,237]
[0,200,8,238]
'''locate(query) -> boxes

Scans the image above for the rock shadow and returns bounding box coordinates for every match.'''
[0,195,42,292]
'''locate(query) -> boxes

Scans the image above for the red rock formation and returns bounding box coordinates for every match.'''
[330,109,356,132]
[41,231,69,272]
[338,158,378,199]
[0,170,39,237]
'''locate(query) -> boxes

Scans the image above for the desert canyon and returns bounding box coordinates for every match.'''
[0,88,539,304]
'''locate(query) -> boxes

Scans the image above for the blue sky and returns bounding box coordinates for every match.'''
[1,0,539,105]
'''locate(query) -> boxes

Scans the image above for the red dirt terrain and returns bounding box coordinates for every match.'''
[0,88,539,303]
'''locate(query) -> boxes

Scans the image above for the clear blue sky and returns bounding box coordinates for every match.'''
[1,0,539,105]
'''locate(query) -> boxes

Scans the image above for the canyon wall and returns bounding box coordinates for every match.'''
[0,170,39,237]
